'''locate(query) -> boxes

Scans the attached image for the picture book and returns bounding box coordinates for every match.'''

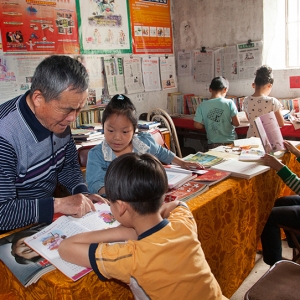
[191,169,231,186]
[211,159,270,179]
[164,182,209,202]
[184,152,225,167]
[254,111,285,154]
[24,203,119,282]
[164,167,197,189]
[0,223,55,287]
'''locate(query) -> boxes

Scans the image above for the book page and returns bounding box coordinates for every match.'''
[255,112,284,153]
[25,217,92,281]
[67,203,120,231]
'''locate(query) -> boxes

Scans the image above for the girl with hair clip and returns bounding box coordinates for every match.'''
[86,94,204,196]
[243,65,285,138]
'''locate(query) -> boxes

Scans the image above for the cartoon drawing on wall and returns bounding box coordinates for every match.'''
[180,20,196,50]
[93,0,115,16]
[157,28,164,37]
[105,29,114,44]
[119,30,125,44]
[93,28,101,44]
[150,27,157,37]
[26,39,36,50]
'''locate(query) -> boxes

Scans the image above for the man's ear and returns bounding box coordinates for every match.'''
[31,90,44,108]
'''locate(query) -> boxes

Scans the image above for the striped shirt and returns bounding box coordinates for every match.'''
[0,91,88,231]
[277,157,300,194]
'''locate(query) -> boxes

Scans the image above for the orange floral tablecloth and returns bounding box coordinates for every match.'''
[0,152,298,299]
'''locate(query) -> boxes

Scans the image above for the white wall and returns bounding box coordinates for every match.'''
[171,0,300,99]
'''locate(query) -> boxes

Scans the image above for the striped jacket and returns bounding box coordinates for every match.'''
[0,91,88,231]
[277,158,300,194]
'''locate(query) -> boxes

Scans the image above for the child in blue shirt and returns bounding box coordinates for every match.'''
[194,77,240,149]
[86,94,204,195]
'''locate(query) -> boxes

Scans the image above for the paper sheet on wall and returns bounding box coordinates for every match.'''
[193,50,214,82]
[177,50,192,77]
[123,56,144,94]
[237,41,263,80]
[0,55,47,104]
[142,56,161,92]
[102,57,125,96]
[160,56,177,90]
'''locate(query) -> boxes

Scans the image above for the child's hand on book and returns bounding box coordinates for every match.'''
[261,154,284,171]
[283,140,300,158]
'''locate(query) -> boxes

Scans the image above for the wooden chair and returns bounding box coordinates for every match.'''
[244,260,300,300]
[147,108,182,157]
[278,224,300,262]
[149,128,169,149]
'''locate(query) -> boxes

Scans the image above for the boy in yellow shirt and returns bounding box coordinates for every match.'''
[59,153,227,300]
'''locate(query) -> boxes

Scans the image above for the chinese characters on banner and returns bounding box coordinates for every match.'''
[0,0,79,54]
[129,0,173,54]
[76,0,132,54]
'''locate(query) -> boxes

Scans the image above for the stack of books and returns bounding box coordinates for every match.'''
[138,120,161,130]
[71,128,104,146]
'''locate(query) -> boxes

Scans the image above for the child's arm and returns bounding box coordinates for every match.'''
[231,115,240,127]
[160,200,180,218]
[171,156,205,170]
[261,154,284,171]
[274,109,285,127]
[194,121,204,129]
[58,225,137,268]
[283,140,300,158]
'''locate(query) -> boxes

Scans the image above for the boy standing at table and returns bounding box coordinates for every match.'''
[59,153,227,300]
[194,76,240,150]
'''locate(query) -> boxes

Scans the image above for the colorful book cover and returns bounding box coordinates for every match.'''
[184,152,225,167]
[192,169,231,182]
[164,182,209,202]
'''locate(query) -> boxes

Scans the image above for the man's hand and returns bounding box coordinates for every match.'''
[54,194,96,218]
[86,193,109,205]
[261,154,284,171]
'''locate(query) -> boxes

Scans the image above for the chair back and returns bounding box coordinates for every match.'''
[149,129,169,149]
[77,145,95,168]
[278,224,300,261]
[244,260,300,300]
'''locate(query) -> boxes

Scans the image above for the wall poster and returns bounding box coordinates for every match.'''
[76,0,132,54]
[129,0,173,54]
[0,0,79,54]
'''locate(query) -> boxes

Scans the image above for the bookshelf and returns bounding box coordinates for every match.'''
[71,104,106,129]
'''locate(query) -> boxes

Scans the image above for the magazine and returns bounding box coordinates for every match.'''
[254,111,285,154]
[191,169,231,186]
[164,182,209,202]
[24,203,119,282]
[184,152,225,167]
[0,223,55,287]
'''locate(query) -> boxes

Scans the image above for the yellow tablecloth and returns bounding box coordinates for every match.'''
[0,152,298,299]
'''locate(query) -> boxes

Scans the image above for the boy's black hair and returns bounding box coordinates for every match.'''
[105,153,168,215]
[102,94,138,131]
[209,76,229,91]
[254,65,274,86]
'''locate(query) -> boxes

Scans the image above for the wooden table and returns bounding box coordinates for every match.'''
[0,152,298,299]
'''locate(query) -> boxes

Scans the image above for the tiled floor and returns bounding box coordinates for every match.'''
[230,241,293,300]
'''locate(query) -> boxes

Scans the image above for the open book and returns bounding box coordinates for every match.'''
[254,111,285,154]
[211,159,270,179]
[164,166,197,189]
[0,223,55,287]
[24,203,119,282]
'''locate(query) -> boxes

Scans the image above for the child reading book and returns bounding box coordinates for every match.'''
[194,76,240,150]
[242,65,285,138]
[59,153,228,300]
[260,140,300,265]
[86,94,204,196]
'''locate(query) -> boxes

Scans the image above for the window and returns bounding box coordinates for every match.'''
[286,0,300,67]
